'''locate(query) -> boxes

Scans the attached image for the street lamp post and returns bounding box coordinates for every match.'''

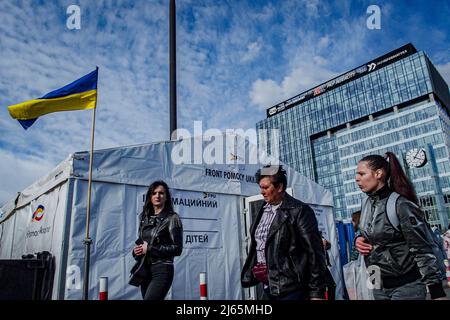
[169,0,177,140]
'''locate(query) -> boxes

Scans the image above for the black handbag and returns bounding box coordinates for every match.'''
[129,255,148,287]
[129,238,149,287]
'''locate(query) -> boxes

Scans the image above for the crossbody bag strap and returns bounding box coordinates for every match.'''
[386,192,401,232]
[360,196,371,230]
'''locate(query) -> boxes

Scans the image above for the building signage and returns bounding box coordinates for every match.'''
[266,43,417,117]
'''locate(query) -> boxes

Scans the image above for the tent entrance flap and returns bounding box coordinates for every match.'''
[242,194,263,300]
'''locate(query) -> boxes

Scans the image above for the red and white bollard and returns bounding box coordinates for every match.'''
[99,277,108,300]
[200,272,207,300]
[444,259,450,288]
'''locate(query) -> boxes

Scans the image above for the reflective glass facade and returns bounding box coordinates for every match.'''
[335,101,450,223]
[257,47,450,225]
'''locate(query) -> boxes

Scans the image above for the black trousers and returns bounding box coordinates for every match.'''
[324,268,336,300]
[140,263,174,300]
[263,287,308,300]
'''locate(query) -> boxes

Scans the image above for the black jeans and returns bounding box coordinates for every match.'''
[372,278,426,300]
[140,263,174,300]
[263,287,308,300]
[324,268,336,300]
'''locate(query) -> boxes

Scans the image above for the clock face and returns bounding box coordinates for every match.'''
[405,148,427,168]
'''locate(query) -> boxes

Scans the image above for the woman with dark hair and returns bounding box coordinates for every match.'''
[132,180,183,300]
[355,152,446,300]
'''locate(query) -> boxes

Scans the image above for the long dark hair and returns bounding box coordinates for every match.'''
[359,152,419,205]
[142,180,174,218]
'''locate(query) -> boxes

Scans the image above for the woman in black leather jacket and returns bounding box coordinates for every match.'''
[133,180,183,300]
[241,166,326,300]
[355,152,446,300]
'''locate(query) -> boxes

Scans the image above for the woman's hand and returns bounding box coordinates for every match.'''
[355,236,373,255]
[133,241,148,256]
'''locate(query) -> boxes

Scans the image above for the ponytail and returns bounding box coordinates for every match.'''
[360,152,419,205]
[385,152,419,205]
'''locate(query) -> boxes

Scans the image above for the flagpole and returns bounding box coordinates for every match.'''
[82,66,99,300]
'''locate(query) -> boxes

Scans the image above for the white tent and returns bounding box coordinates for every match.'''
[0,135,344,300]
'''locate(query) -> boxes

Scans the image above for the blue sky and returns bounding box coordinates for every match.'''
[1,0,449,205]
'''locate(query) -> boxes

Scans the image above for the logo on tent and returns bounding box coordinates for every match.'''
[203,192,217,199]
[32,205,45,222]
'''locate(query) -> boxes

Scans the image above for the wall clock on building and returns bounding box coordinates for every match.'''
[405,148,427,168]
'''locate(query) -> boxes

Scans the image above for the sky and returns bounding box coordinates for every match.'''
[0,0,449,205]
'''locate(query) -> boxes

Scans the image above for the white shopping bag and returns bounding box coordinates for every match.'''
[342,255,375,300]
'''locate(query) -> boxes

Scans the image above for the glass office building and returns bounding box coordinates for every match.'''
[257,44,450,226]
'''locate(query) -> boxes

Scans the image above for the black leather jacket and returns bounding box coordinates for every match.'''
[241,193,326,299]
[134,209,183,264]
[360,185,444,296]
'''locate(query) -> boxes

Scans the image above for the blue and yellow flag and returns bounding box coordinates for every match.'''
[8,68,98,130]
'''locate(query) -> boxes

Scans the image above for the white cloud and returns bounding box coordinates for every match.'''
[240,40,263,63]
[0,0,448,205]
[317,36,330,50]
[0,149,54,205]
[253,3,275,22]
[0,0,171,204]
[249,79,284,109]
[247,0,371,111]
[305,0,321,17]
[250,63,337,110]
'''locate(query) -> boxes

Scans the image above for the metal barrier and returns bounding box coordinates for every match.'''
[99,277,108,300]
[200,272,207,300]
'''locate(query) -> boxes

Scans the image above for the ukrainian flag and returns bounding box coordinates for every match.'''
[8,68,98,130]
